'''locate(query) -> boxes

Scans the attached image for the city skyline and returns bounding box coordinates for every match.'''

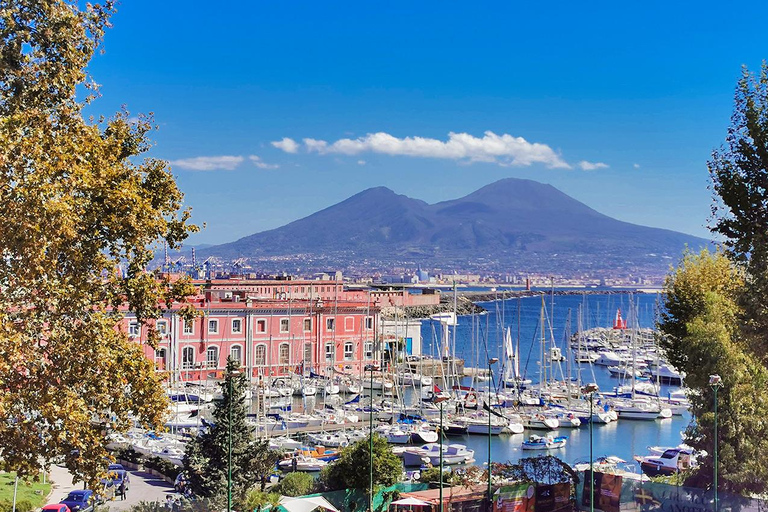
[84,1,768,245]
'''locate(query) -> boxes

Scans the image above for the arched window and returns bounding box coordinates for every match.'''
[206,346,219,368]
[279,343,290,365]
[255,344,267,366]
[230,345,242,365]
[182,347,195,369]
[155,348,167,369]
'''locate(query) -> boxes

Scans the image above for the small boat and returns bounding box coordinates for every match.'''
[278,455,328,472]
[521,434,567,450]
[635,448,694,476]
[419,443,475,465]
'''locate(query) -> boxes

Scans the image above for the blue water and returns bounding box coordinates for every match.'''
[419,292,691,469]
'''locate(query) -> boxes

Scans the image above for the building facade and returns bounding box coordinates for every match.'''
[119,278,380,382]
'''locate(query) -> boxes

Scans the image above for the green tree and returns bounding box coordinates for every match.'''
[660,249,768,494]
[315,434,402,492]
[183,358,280,507]
[493,456,578,486]
[272,471,315,497]
[709,62,768,358]
[0,0,198,489]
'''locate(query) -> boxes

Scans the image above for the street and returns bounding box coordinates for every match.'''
[48,464,177,511]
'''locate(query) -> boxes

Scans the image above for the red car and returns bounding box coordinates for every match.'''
[42,505,71,512]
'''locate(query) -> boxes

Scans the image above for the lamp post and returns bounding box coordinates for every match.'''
[487,357,499,504]
[434,391,449,512]
[366,363,378,512]
[583,383,599,512]
[227,369,241,512]
[709,374,722,512]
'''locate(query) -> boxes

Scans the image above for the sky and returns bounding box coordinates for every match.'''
[84,1,768,246]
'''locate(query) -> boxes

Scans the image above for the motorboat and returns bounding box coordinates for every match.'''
[278,454,328,472]
[376,424,412,445]
[419,443,475,465]
[635,448,694,477]
[521,434,567,450]
[521,413,560,430]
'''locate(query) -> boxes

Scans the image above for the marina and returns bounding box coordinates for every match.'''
[139,291,690,479]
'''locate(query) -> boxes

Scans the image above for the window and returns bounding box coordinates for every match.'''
[208,319,219,334]
[326,318,335,331]
[183,319,193,335]
[304,342,312,364]
[255,345,266,366]
[303,318,311,332]
[128,322,140,337]
[256,319,266,333]
[344,342,354,361]
[206,347,219,368]
[345,317,354,332]
[182,347,195,369]
[279,343,290,365]
[325,343,335,362]
[232,319,242,334]
[280,318,289,333]
[365,316,373,330]
[157,321,167,335]
[364,341,373,360]
[230,345,242,365]
[155,348,166,369]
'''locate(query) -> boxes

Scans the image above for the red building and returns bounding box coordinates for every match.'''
[119,278,380,382]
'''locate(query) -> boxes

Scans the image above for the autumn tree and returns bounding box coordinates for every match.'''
[0,0,198,489]
[183,359,280,507]
[660,249,768,494]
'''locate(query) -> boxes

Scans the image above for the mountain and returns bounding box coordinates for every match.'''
[200,178,711,276]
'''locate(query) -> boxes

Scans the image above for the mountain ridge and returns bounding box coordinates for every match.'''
[199,178,710,275]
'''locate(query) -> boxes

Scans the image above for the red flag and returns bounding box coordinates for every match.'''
[434,384,443,394]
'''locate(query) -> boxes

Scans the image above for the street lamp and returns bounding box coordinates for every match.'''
[434,390,450,512]
[709,374,722,512]
[583,383,600,512]
[366,363,379,512]
[487,357,499,503]
[227,369,241,512]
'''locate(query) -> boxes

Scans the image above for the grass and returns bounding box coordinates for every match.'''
[0,472,52,509]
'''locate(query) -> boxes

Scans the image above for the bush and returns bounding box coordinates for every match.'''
[115,447,143,464]
[272,472,314,497]
[0,499,34,512]
[143,456,180,479]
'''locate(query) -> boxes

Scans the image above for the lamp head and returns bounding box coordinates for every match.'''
[488,358,499,366]
[709,374,722,388]
[583,383,599,394]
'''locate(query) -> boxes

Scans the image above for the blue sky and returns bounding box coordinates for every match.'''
[85,1,768,245]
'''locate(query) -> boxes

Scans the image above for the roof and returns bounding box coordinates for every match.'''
[279,496,340,512]
[400,484,487,504]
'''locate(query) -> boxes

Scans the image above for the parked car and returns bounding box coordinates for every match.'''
[107,463,125,472]
[60,490,97,512]
[42,504,71,512]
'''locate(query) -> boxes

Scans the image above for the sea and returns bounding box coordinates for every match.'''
[418,291,690,471]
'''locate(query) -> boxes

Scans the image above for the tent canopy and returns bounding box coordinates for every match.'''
[279,496,340,512]
[391,497,433,506]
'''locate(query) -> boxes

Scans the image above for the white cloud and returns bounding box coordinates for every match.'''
[357,160,366,165]
[578,160,609,171]
[273,131,571,169]
[271,137,299,154]
[249,155,279,170]
[633,163,641,169]
[170,155,244,171]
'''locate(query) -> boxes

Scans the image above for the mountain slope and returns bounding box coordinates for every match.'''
[200,178,710,274]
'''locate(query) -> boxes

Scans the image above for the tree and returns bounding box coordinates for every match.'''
[660,249,768,494]
[183,358,280,507]
[315,434,402,492]
[709,62,768,357]
[272,471,315,497]
[493,456,579,486]
[0,0,198,489]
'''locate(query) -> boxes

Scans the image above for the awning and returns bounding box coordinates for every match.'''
[279,496,340,512]
[391,497,433,506]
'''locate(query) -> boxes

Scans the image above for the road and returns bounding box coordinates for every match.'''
[48,464,177,511]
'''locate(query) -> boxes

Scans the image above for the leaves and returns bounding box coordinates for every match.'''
[0,0,197,490]
[315,433,403,492]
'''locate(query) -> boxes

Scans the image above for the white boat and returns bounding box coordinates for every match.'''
[612,399,672,420]
[521,434,567,450]
[409,425,439,444]
[306,432,350,448]
[521,413,560,430]
[278,455,328,472]
[269,436,303,451]
[393,446,430,467]
[419,443,475,465]
[593,351,626,366]
[376,425,411,444]
[635,448,694,477]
